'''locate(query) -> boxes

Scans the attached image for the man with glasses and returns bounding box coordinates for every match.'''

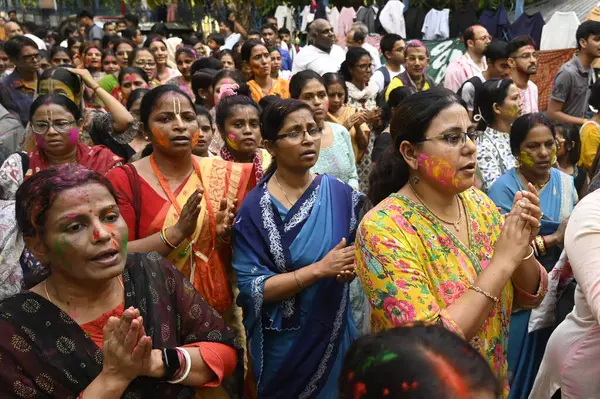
[385,40,434,101]
[292,19,346,76]
[444,25,491,92]
[0,36,39,126]
[507,36,539,114]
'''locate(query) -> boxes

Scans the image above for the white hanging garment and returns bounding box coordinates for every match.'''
[422,8,450,40]
[301,5,315,32]
[540,11,580,50]
[379,0,406,37]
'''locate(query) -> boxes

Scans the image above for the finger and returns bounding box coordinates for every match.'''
[132,335,151,362]
[526,182,539,198]
[116,308,135,339]
[520,213,541,228]
[521,190,540,207]
[335,237,347,249]
[521,203,542,219]
[124,319,140,352]
[219,198,228,212]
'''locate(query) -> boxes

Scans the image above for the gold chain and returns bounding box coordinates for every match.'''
[409,183,462,231]
[274,172,313,207]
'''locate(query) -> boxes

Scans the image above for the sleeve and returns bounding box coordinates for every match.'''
[443,60,464,93]
[282,50,292,71]
[340,126,359,189]
[370,70,385,94]
[460,82,476,112]
[476,140,502,192]
[181,342,237,387]
[354,211,465,338]
[565,192,600,322]
[550,69,572,103]
[579,124,600,170]
[106,167,138,240]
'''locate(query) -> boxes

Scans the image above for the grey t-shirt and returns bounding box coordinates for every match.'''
[87,25,104,42]
[550,56,592,118]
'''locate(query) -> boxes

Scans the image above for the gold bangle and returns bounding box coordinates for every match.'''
[91,85,101,92]
[469,284,499,303]
[160,228,177,249]
[535,235,546,256]
[523,245,535,261]
[293,270,304,291]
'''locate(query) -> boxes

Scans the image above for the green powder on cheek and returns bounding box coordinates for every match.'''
[53,237,65,258]
[122,230,129,256]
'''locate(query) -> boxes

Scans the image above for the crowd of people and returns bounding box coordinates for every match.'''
[1,6,600,399]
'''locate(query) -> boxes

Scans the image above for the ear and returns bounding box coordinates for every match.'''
[507,57,517,68]
[24,236,49,265]
[399,140,419,170]
[492,102,502,116]
[76,118,85,129]
[263,139,276,157]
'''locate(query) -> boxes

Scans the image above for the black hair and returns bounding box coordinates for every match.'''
[339,323,500,399]
[118,66,149,84]
[339,47,371,82]
[182,35,200,47]
[150,22,169,38]
[215,94,260,134]
[474,78,514,131]
[67,36,84,55]
[39,50,49,61]
[351,30,366,43]
[278,28,291,35]
[29,93,82,122]
[484,40,509,61]
[241,39,268,63]
[380,33,404,59]
[121,27,138,41]
[8,10,16,15]
[261,24,278,33]
[219,19,234,32]
[555,122,581,166]
[290,70,324,99]
[126,88,150,110]
[387,86,415,110]
[322,72,348,103]
[22,21,37,34]
[506,35,536,57]
[124,13,139,27]
[369,88,464,205]
[16,164,117,239]
[576,20,600,50]
[510,113,556,156]
[4,36,38,59]
[103,21,115,29]
[219,49,240,68]
[77,9,94,20]
[247,30,261,38]
[195,104,213,125]
[39,67,83,97]
[588,78,600,110]
[144,34,166,49]
[139,85,195,131]
[83,44,104,62]
[191,57,222,75]
[116,38,135,52]
[212,69,244,87]
[208,33,225,46]
[268,46,281,56]
[175,46,198,61]
[102,34,122,50]
[192,68,218,105]
[261,98,313,175]
[128,47,153,67]
[258,95,281,110]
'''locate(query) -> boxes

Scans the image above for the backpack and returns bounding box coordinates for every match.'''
[377,65,391,91]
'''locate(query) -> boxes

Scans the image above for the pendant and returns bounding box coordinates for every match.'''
[453,222,460,232]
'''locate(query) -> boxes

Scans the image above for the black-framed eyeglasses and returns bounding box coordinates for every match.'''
[419,131,480,147]
[274,127,323,142]
[31,120,77,135]
[21,53,40,63]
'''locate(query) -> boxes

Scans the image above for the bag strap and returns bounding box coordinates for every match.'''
[122,164,141,240]
[378,66,391,89]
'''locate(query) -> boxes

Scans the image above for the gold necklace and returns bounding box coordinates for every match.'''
[519,167,549,191]
[409,183,462,231]
[274,172,313,207]
[44,276,124,305]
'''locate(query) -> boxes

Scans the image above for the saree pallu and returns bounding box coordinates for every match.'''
[232,174,365,398]
[0,253,243,398]
[247,78,290,103]
[488,167,577,399]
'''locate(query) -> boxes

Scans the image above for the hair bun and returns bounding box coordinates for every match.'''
[218,83,239,102]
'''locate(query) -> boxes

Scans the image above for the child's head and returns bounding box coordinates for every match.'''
[207,33,225,50]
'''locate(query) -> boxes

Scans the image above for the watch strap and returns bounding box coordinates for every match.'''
[161,348,181,381]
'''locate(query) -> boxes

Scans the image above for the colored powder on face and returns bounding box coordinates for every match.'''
[53,237,65,258]
[550,146,557,164]
[191,130,200,147]
[122,230,128,256]
[508,105,520,119]
[519,151,535,167]
[68,128,78,145]
[93,230,100,240]
[226,133,239,151]
[151,126,171,149]
[417,153,460,187]
[35,133,46,149]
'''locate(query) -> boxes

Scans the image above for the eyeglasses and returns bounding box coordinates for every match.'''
[134,59,156,68]
[419,131,480,147]
[406,56,428,63]
[354,63,372,71]
[31,120,77,135]
[475,35,492,42]
[515,52,539,60]
[274,127,323,142]
[21,53,40,63]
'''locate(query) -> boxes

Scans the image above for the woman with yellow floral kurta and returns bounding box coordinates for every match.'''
[356,88,548,396]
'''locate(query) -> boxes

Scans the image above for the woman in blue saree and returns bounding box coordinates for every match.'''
[232,99,365,398]
[487,113,577,399]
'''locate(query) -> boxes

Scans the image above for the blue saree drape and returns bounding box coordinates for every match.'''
[487,167,577,399]
[232,173,365,399]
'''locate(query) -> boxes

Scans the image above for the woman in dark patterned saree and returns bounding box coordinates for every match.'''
[0,164,242,398]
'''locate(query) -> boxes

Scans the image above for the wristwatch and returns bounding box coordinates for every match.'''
[161,348,181,381]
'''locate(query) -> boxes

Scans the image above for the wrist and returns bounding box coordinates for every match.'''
[148,349,165,379]
[97,369,133,391]
[489,255,519,276]
[167,226,185,247]
[543,234,556,249]
[310,261,327,280]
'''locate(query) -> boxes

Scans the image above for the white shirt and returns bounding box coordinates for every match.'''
[379,0,406,38]
[274,5,295,32]
[300,6,315,32]
[25,34,47,51]
[370,64,404,94]
[422,8,450,40]
[362,42,381,70]
[328,7,340,35]
[292,44,346,76]
[444,52,487,93]
[519,80,539,114]
[541,11,580,50]
[221,33,241,50]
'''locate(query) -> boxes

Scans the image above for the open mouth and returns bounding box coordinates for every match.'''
[460,162,476,172]
[90,249,120,265]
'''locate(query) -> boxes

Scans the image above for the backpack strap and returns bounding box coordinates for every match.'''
[377,66,391,90]
[122,164,142,240]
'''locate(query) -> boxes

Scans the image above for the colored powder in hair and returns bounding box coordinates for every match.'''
[226,133,239,151]
[519,151,535,167]
[35,134,46,149]
[417,153,459,187]
[151,126,171,149]
[191,130,200,148]
[425,351,470,397]
[68,128,78,145]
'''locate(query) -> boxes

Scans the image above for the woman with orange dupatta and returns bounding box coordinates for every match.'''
[106,86,253,392]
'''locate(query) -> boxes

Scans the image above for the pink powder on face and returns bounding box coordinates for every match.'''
[68,128,78,145]
[35,134,46,149]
